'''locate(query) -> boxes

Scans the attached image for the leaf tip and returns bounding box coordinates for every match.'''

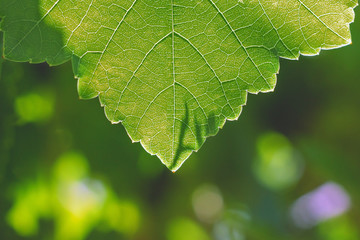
[110,120,121,125]
[77,80,98,100]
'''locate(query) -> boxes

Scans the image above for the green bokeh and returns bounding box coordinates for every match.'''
[253,132,303,190]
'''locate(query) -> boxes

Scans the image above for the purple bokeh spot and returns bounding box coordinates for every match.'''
[290,182,351,229]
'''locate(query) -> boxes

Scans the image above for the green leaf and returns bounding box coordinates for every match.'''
[0,0,357,171]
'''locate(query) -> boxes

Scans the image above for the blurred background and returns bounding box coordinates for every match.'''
[0,8,359,240]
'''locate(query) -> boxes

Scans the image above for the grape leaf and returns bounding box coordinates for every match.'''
[0,0,357,171]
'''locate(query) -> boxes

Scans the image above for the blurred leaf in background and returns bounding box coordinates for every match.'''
[6,151,141,240]
[253,132,304,191]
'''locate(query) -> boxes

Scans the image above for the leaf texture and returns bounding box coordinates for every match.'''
[0,0,357,171]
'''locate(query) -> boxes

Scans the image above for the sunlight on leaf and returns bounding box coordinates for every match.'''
[0,0,357,170]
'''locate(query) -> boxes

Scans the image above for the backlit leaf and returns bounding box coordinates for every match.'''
[0,0,357,170]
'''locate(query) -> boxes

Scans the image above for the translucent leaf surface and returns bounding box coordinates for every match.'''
[0,0,357,171]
